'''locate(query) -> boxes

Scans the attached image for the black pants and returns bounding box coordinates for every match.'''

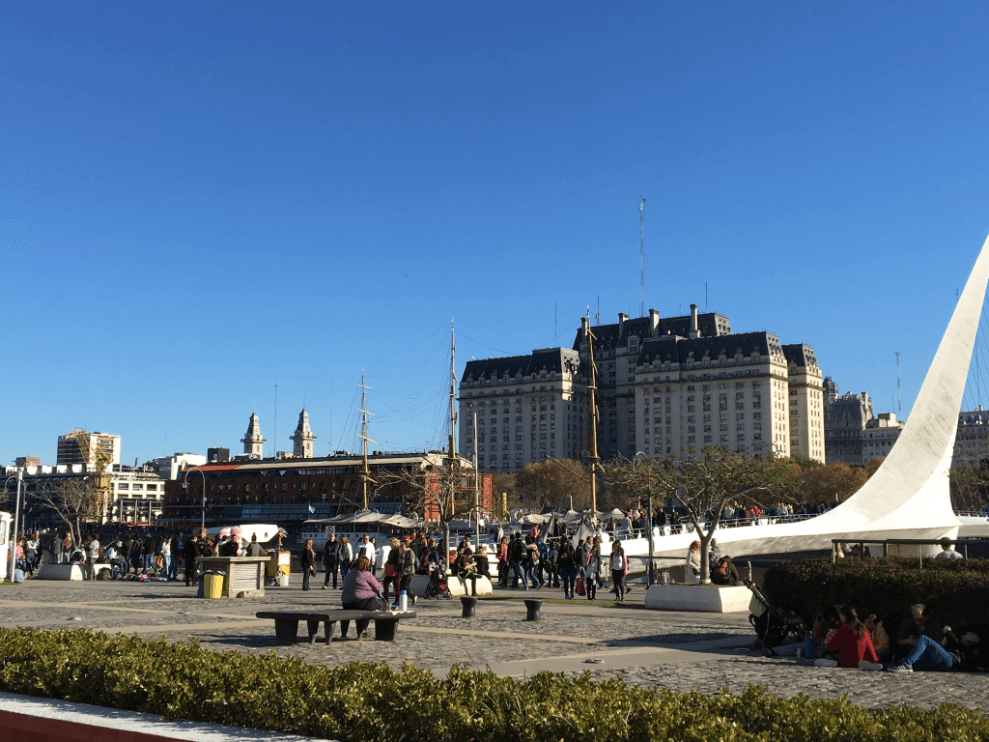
[324,559,339,588]
[341,597,377,637]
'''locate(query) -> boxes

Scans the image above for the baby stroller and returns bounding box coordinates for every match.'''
[743,577,806,648]
[423,564,453,600]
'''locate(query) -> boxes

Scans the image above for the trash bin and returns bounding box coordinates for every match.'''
[203,572,224,599]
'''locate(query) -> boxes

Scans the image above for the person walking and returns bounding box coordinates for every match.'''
[182,534,200,587]
[322,534,339,589]
[610,540,628,602]
[583,547,599,600]
[300,539,316,591]
[337,536,354,583]
[557,539,579,599]
[395,537,416,607]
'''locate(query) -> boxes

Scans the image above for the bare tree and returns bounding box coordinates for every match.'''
[36,432,113,547]
[377,453,475,576]
[609,446,800,583]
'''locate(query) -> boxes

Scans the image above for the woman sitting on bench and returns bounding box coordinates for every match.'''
[340,555,385,639]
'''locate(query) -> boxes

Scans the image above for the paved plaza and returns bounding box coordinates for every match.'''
[0,579,986,713]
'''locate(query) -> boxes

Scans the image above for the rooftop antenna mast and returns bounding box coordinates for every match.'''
[896,352,902,420]
[274,383,277,459]
[639,198,646,317]
[359,371,376,510]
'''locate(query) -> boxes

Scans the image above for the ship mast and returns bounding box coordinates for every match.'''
[448,320,458,518]
[359,371,376,510]
[587,320,600,518]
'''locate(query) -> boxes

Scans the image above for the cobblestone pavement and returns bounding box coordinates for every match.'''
[1,580,987,712]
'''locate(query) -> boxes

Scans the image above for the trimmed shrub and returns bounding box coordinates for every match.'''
[1,628,988,741]
[762,558,989,636]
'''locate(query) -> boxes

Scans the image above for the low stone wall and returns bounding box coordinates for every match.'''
[409,573,493,597]
[644,584,751,613]
[36,564,85,581]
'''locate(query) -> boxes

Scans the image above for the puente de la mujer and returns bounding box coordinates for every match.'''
[645,233,989,559]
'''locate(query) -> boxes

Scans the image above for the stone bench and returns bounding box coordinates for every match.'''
[255,609,415,644]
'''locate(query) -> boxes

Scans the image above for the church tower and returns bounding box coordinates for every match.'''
[291,408,316,459]
[241,413,266,458]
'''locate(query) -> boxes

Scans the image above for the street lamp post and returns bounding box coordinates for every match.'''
[184,467,207,532]
[633,453,655,585]
[4,471,24,583]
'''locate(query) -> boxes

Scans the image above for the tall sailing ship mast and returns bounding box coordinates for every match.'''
[359,371,376,511]
[586,318,600,517]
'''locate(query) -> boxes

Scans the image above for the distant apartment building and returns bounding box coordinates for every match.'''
[56,429,121,468]
[823,378,904,465]
[1,461,167,530]
[954,407,989,468]
[147,453,208,481]
[160,451,492,534]
[459,306,825,473]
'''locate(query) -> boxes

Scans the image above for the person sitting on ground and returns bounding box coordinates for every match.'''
[894,603,943,662]
[816,605,880,668]
[934,538,964,560]
[339,555,385,640]
[710,555,740,586]
[886,630,960,673]
[865,614,890,661]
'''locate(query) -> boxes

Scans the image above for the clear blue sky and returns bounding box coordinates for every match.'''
[4,2,989,466]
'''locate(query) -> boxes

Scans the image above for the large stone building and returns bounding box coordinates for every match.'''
[459,348,587,473]
[459,306,826,472]
[823,378,904,465]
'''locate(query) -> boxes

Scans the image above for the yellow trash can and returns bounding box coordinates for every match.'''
[203,572,224,599]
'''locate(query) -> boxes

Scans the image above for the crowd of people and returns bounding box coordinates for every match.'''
[8,527,270,584]
[762,601,983,673]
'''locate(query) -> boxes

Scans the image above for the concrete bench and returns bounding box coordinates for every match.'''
[256,610,415,644]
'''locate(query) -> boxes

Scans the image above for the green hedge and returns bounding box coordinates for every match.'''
[1,628,988,741]
[762,558,989,635]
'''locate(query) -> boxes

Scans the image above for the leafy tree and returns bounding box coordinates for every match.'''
[513,459,591,512]
[610,447,801,583]
[800,461,868,506]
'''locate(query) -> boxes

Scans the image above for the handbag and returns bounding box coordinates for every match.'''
[384,563,395,577]
[575,575,585,596]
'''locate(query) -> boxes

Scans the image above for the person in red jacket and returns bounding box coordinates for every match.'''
[819,605,880,668]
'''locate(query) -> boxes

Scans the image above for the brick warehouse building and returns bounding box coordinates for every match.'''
[161,451,494,538]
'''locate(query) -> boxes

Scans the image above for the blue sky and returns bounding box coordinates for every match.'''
[4,2,989,466]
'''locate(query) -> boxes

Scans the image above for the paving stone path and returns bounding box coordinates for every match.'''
[1,579,986,712]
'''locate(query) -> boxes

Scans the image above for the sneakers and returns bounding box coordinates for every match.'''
[761,647,777,658]
[858,660,883,671]
[813,658,838,668]
[321,586,327,590]
[884,662,913,673]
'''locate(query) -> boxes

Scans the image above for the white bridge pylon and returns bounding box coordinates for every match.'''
[648,233,989,560]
